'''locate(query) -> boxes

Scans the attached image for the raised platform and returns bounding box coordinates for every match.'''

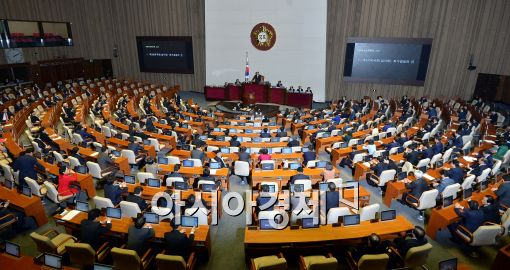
[215,101,281,118]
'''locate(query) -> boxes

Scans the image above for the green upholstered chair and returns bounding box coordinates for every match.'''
[251,253,287,270]
[299,253,338,270]
[66,242,111,267]
[29,229,76,255]
[111,247,154,270]
[155,252,197,270]
[346,252,389,270]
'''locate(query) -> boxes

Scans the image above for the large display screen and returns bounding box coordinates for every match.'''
[343,38,432,86]
[136,36,194,74]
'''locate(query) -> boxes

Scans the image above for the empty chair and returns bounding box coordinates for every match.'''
[137,172,157,185]
[66,242,111,268]
[299,254,338,270]
[121,149,143,165]
[234,161,250,179]
[415,158,430,171]
[441,183,461,200]
[155,252,197,270]
[390,243,433,269]
[111,247,154,270]
[251,253,287,270]
[359,203,380,221]
[405,189,439,220]
[347,253,389,270]
[119,201,142,217]
[25,177,46,197]
[429,153,442,168]
[30,229,77,255]
[326,207,351,224]
[93,196,115,209]
[184,207,209,225]
[455,224,503,249]
[461,175,476,190]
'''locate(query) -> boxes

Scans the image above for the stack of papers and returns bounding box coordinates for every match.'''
[61,210,81,221]
[422,174,435,181]
[463,156,477,163]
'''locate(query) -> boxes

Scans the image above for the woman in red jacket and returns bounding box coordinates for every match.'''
[57,166,79,201]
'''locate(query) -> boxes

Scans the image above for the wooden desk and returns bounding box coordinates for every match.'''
[251,168,335,188]
[244,215,414,256]
[0,186,48,226]
[0,253,78,270]
[38,160,96,198]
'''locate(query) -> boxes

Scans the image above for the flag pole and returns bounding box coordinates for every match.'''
[245,51,250,82]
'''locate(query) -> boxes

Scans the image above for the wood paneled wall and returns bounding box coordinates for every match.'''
[326,0,510,101]
[0,0,205,91]
[1,0,509,99]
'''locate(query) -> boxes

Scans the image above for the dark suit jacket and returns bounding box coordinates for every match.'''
[164,229,195,259]
[404,151,420,166]
[80,220,112,250]
[104,183,126,205]
[13,154,45,187]
[260,132,271,138]
[406,178,428,199]
[496,182,510,207]
[394,237,428,256]
[229,140,241,147]
[126,226,155,254]
[481,203,501,223]
[448,168,465,184]
[287,140,300,147]
[237,152,250,162]
[290,173,310,184]
[303,152,316,165]
[454,208,484,232]
[126,194,148,210]
[326,191,340,214]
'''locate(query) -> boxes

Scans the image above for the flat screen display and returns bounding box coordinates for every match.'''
[136,36,194,74]
[344,38,432,85]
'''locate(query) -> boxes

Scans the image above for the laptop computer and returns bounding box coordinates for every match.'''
[463,188,473,199]
[213,128,221,132]
[147,178,161,188]
[143,212,159,224]
[443,196,454,208]
[245,129,253,134]
[75,201,89,212]
[282,147,292,154]
[343,214,361,226]
[229,128,237,133]
[261,163,274,170]
[380,210,396,221]
[44,253,63,270]
[289,163,301,170]
[22,186,31,198]
[183,160,194,167]
[252,137,262,142]
[199,135,208,141]
[4,241,20,257]
[75,165,87,174]
[174,181,188,190]
[124,175,136,184]
[439,258,457,270]
[261,184,276,193]
[301,218,319,228]
[209,162,221,169]
[216,136,225,142]
[106,207,121,219]
[201,183,216,192]
[157,157,169,165]
[181,216,198,227]
[259,219,274,230]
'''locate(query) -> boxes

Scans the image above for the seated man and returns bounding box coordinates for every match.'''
[69,147,87,166]
[126,186,148,210]
[126,216,155,255]
[256,185,276,214]
[447,160,465,184]
[350,233,388,262]
[392,226,428,257]
[237,146,251,163]
[433,169,455,199]
[290,167,310,184]
[494,174,510,208]
[401,171,428,205]
[190,145,205,163]
[339,146,362,169]
[303,145,316,165]
[104,178,127,206]
[80,208,112,250]
[97,146,117,174]
[164,219,195,260]
[480,195,500,224]
[325,182,339,214]
[448,200,484,243]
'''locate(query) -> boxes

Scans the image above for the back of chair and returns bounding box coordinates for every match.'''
[442,183,460,200]
[167,156,181,165]
[417,189,438,210]
[359,203,380,221]
[252,255,287,270]
[121,149,137,164]
[294,179,312,191]
[404,243,432,268]
[86,161,102,179]
[30,232,56,254]
[470,225,503,246]
[378,169,396,187]
[155,254,186,270]
[25,177,43,197]
[303,255,338,270]
[137,172,156,185]
[166,177,185,186]
[326,207,351,224]
[461,175,476,190]
[66,243,96,266]
[111,247,141,270]
[234,161,250,176]
[120,201,142,218]
[358,254,389,270]
[44,181,60,203]
[93,196,115,209]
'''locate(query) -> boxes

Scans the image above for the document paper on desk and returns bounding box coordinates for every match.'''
[61,210,81,221]
[422,173,435,181]
[362,162,371,167]
[463,156,477,163]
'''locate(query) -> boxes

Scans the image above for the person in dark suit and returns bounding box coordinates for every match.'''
[229,135,241,147]
[494,175,510,207]
[12,149,46,188]
[256,185,276,213]
[480,195,500,223]
[421,145,434,159]
[260,128,271,138]
[126,216,155,255]
[339,146,361,169]
[276,127,288,138]
[448,200,484,243]
[432,138,443,155]
[191,134,205,148]
[404,148,420,166]
[191,145,205,163]
[393,226,428,257]
[402,172,429,205]
[80,209,112,250]
[303,145,316,166]
[287,137,300,147]
[104,178,127,206]
[468,159,489,177]
[128,138,143,156]
[164,219,195,260]
[325,182,339,215]
[252,72,263,84]
[396,133,408,146]
[126,186,148,210]
[350,233,388,261]
[168,164,183,178]
[290,167,310,184]
[211,151,227,168]
[386,141,400,152]
[447,160,465,184]
[237,146,251,163]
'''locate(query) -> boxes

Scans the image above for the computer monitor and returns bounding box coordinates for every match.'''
[380,210,397,221]
[181,216,198,227]
[220,148,230,154]
[229,128,237,133]
[213,128,221,132]
[282,148,292,154]
[44,253,63,269]
[22,186,31,198]
[343,214,361,226]
[216,136,225,142]
[322,132,331,138]
[302,147,309,153]
[182,124,189,129]
[316,161,328,168]
[439,258,457,270]
[4,241,20,257]
[319,182,329,191]
[259,219,274,230]
[174,181,188,190]
[480,180,489,192]
[112,150,121,157]
[183,160,194,167]
[124,175,136,184]
[443,196,454,207]
[93,264,113,270]
[106,207,121,219]
[143,139,151,146]
[143,212,159,224]
[209,162,221,169]
[261,163,274,170]
[252,137,262,142]
[291,184,305,193]
[201,183,216,192]
[363,155,371,162]
[436,160,444,168]
[398,172,408,180]
[239,122,246,126]
[76,201,89,212]
[147,178,161,188]
[261,184,275,193]
[463,188,473,199]
[157,157,169,165]
[4,179,13,189]
[289,163,301,170]
[270,137,280,142]
[301,218,318,228]
[75,165,87,174]
[245,129,253,134]
[199,135,208,141]
[181,145,191,151]
[306,125,314,130]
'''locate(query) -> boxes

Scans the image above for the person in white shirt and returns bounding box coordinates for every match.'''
[363,140,377,156]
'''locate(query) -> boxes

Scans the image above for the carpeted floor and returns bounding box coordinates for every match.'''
[2,90,506,270]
